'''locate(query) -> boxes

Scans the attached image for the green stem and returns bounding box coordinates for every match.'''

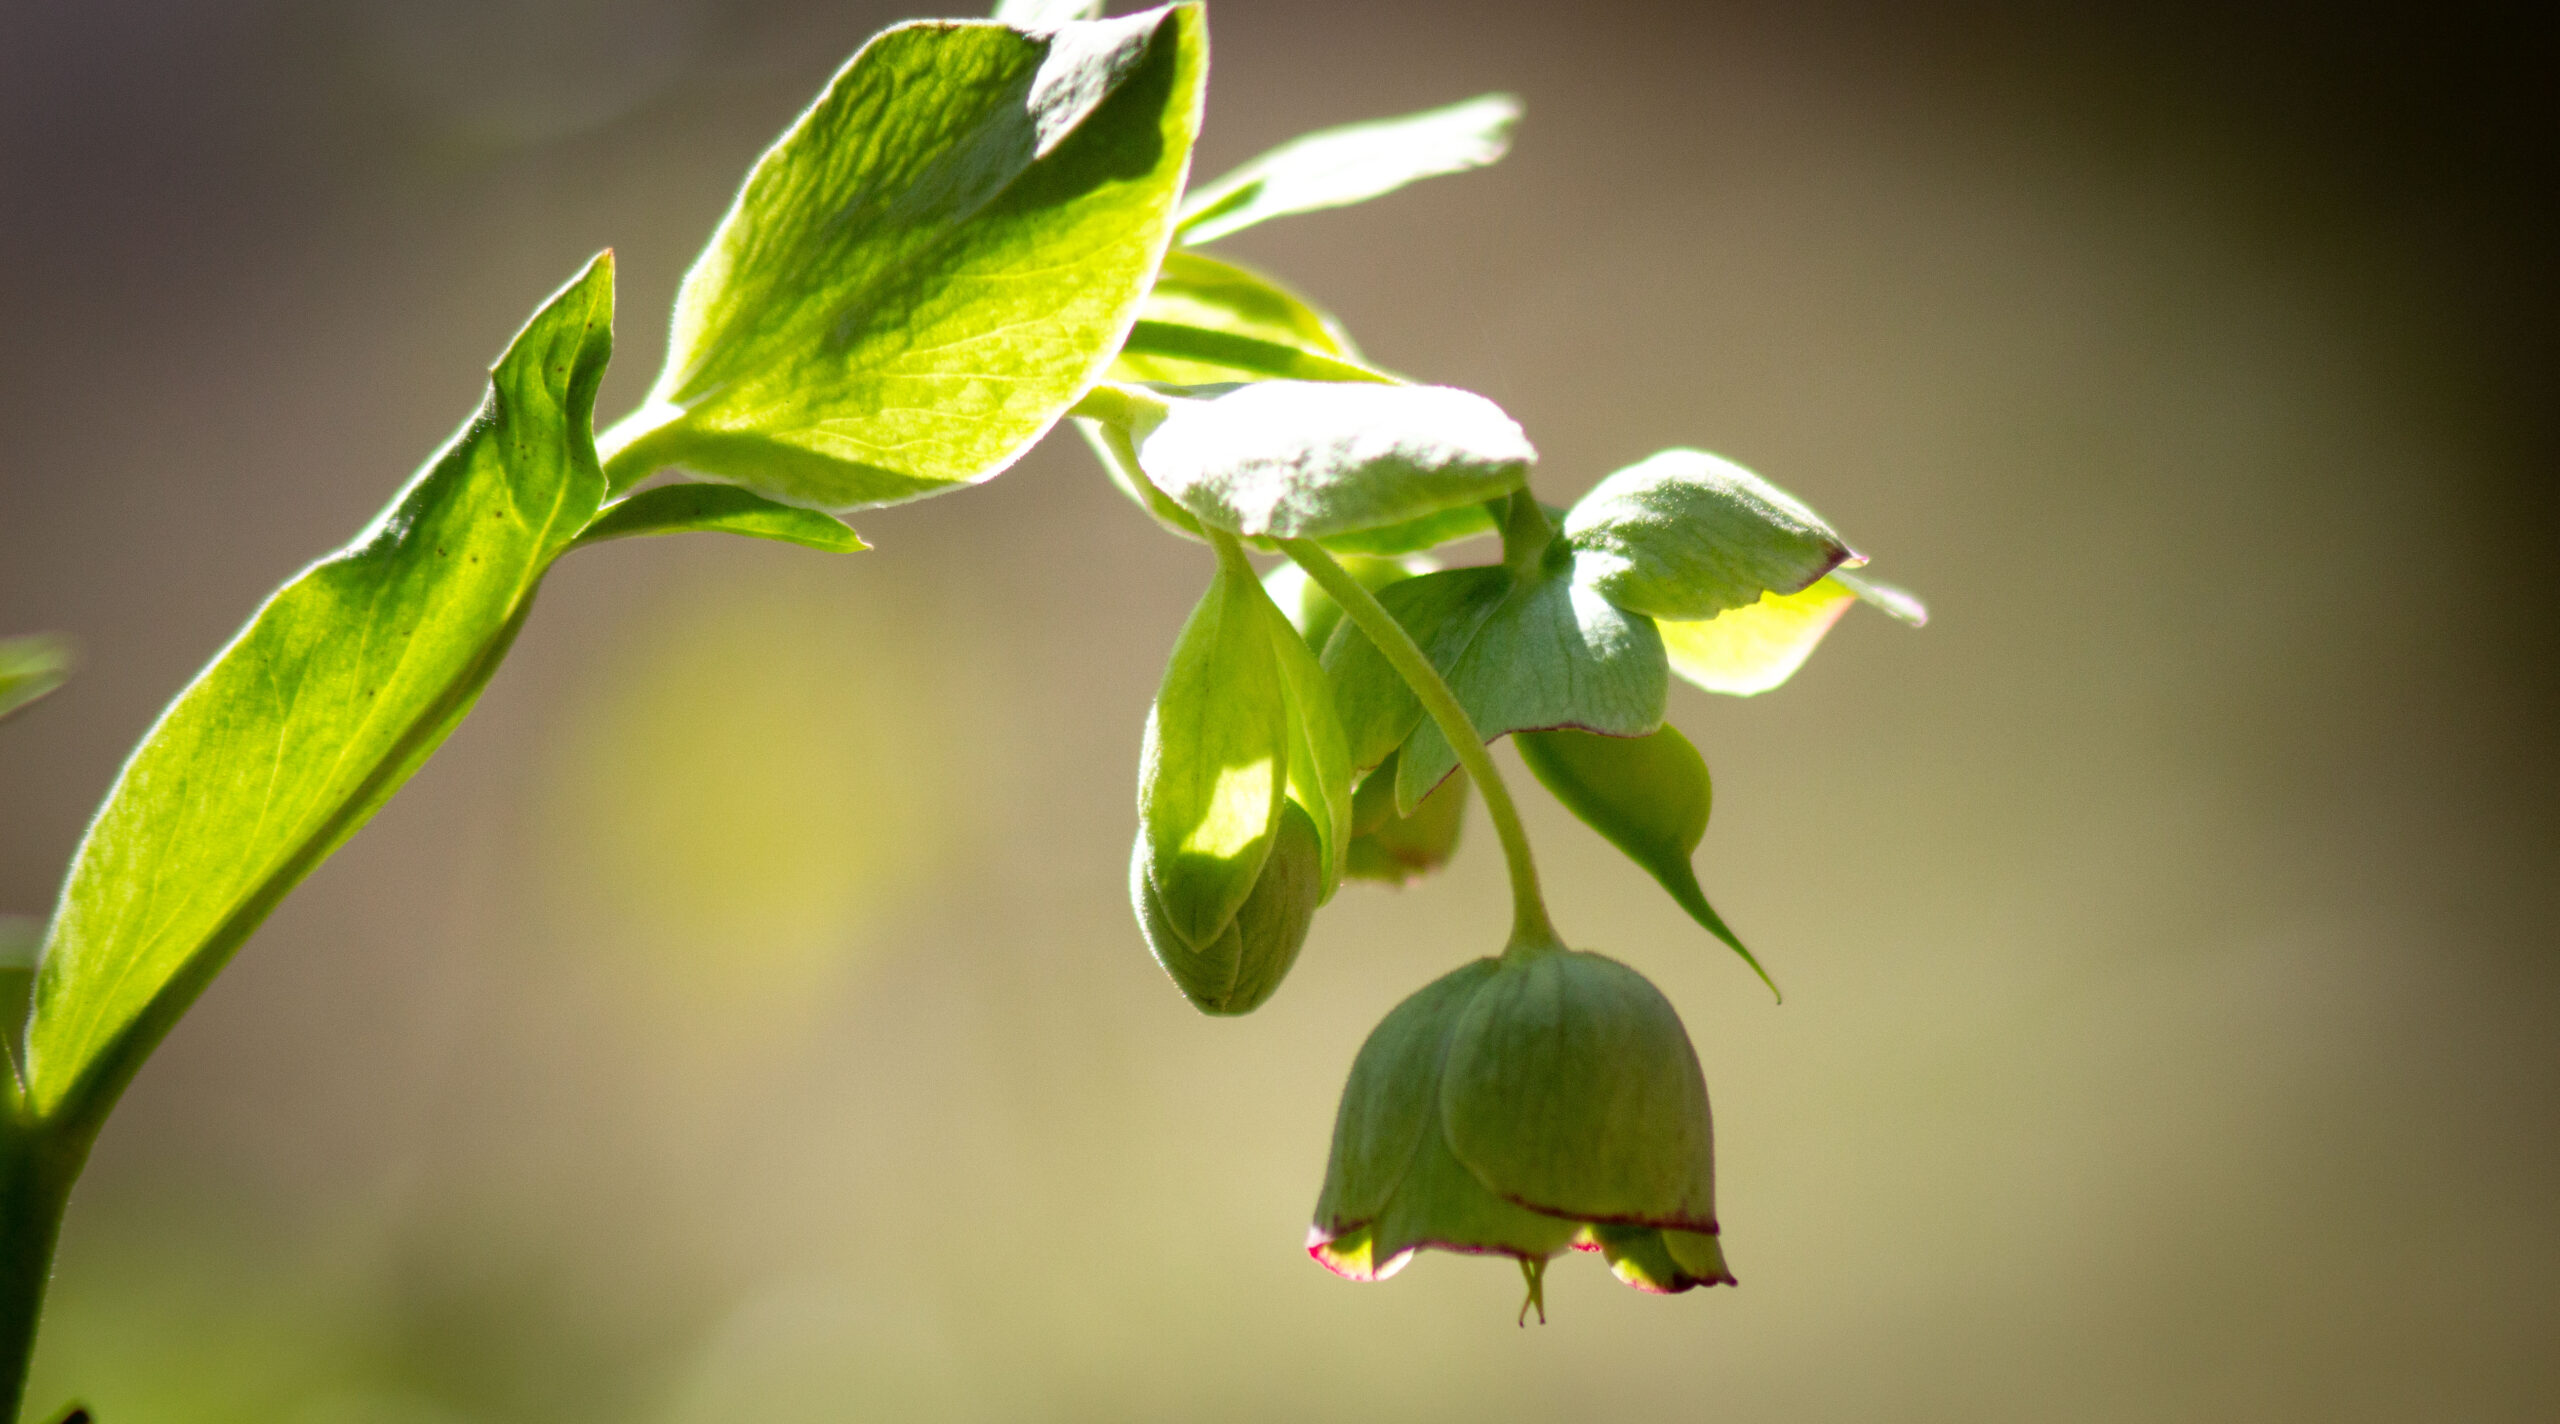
[0,1124,78,1424]
[1277,538,1561,956]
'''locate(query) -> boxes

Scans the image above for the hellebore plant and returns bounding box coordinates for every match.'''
[0,0,1921,1415]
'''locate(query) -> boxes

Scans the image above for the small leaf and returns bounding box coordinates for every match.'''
[1318,565,1511,774]
[26,254,617,1126]
[1135,381,1532,541]
[1657,578,1858,697]
[1344,751,1467,884]
[1178,93,1520,246]
[0,634,74,724]
[1119,322,1391,385]
[605,6,1206,510]
[1515,726,1775,997]
[1261,587,1352,900]
[1835,567,1929,626]
[1138,558,1292,948]
[1113,251,1365,386]
[572,483,867,552]
[1563,449,1852,621]
[1396,565,1667,811]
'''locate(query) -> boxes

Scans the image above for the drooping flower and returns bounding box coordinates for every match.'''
[1309,947,1734,1315]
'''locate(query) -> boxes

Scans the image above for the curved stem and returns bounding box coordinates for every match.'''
[1277,538,1561,956]
[0,1122,78,1424]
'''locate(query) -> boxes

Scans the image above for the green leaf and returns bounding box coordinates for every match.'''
[1112,250,1365,386]
[1177,92,1520,246]
[1563,449,1852,622]
[604,6,1207,511]
[1078,416,1205,541]
[1515,726,1774,996]
[1835,567,1929,626]
[1134,381,1532,541]
[0,635,73,724]
[1396,565,1667,811]
[1318,566,1510,774]
[1343,750,1467,884]
[1261,590,1352,900]
[572,483,867,553]
[1137,556,1291,948]
[25,255,617,1127]
[1118,322,1392,385]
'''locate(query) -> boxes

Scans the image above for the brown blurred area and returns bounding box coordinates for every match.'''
[3,0,2555,1419]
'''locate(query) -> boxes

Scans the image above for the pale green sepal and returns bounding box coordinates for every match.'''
[1586,1223,1735,1292]
[1515,726,1776,998]
[1134,381,1532,542]
[1260,591,1352,900]
[1564,448,1851,621]
[1178,93,1520,246]
[1137,559,1291,947]
[1318,566,1510,775]
[1440,951,1718,1232]
[571,483,867,553]
[1311,958,1500,1243]
[1656,578,1856,697]
[1131,802,1320,1015]
[1396,569,1667,812]
[0,636,73,724]
[620,7,1206,511]
[25,254,617,1125]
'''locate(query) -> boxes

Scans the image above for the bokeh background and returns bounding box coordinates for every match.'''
[4,0,2555,1419]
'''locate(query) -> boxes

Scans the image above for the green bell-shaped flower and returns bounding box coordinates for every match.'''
[1133,801,1323,1015]
[1308,948,1734,1311]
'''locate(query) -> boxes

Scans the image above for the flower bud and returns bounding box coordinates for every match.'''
[1342,750,1466,884]
[1134,801,1322,1015]
[1308,947,1734,1308]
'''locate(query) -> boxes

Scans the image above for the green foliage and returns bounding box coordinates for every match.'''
[571,483,867,552]
[601,6,1206,511]
[1563,448,1853,621]
[1177,93,1520,246]
[1343,751,1467,884]
[23,255,616,1128]
[1113,252,1363,386]
[1515,726,1773,997]
[0,638,72,725]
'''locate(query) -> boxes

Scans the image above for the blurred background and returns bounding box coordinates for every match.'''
[4,0,2555,1419]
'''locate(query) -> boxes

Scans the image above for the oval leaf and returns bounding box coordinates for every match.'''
[607,7,1206,510]
[1178,93,1520,246]
[1138,558,1291,947]
[1317,566,1510,775]
[1515,725,1774,996]
[1136,381,1532,541]
[1564,448,1852,621]
[27,255,617,1126]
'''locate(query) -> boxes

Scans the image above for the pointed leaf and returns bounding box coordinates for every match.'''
[1515,725,1774,996]
[1396,566,1666,811]
[0,635,74,724]
[1113,250,1365,386]
[27,256,616,1126]
[606,6,1206,510]
[1178,93,1520,246]
[1138,559,1291,947]
[1135,381,1531,541]
[572,483,867,553]
[1564,448,1852,621]
[1835,567,1929,626]
[1657,577,1858,697]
